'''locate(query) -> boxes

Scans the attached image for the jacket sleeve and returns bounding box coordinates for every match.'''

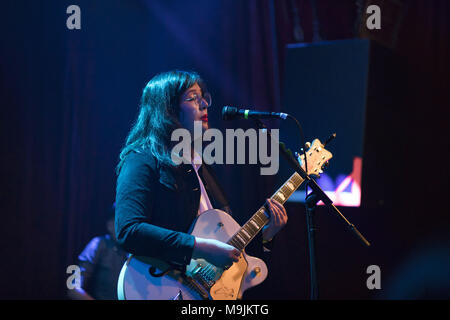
[115,152,195,266]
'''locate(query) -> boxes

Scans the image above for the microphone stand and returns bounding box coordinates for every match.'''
[253,118,370,300]
[305,191,319,300]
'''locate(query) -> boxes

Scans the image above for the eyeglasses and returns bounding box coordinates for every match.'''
[184,91,212,109]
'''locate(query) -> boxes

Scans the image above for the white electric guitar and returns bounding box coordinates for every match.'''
[117,139,333,300]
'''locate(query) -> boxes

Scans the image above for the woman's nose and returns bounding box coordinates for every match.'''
[199,98,210,110]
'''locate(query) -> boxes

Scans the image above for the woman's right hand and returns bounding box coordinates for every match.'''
[192,237,241,269]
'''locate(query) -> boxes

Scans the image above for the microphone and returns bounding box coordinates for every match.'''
[222,106,289,121]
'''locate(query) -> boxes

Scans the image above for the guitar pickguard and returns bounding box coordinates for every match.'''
[210,253,247,300]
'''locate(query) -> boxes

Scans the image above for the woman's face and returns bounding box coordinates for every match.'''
[179,83,210,134]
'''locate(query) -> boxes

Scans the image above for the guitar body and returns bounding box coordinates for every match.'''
[117,209,268,300]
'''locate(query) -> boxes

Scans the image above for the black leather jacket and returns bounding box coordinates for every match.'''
[115,148,232,269]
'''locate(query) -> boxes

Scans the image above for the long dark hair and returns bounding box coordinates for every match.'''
[117,70,205,174]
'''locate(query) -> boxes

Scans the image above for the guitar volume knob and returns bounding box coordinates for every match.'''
[251,267,261,277]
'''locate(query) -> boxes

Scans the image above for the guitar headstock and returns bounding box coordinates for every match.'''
[297,139,333,177]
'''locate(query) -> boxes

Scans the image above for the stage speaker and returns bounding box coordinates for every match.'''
[279,38,409,209]
[279,39,371,207]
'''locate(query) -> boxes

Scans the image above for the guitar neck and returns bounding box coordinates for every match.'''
[227,172,305,250]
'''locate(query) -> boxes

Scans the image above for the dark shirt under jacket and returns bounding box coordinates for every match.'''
[115,148,233,270]
[78,234,128,300]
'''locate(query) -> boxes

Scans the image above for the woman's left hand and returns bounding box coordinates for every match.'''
[261,198,288,242]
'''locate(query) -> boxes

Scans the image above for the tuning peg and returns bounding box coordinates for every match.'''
[294,152,303,166]
[305,141,311,149]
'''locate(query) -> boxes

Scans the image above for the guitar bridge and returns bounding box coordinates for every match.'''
[182,275,211,300]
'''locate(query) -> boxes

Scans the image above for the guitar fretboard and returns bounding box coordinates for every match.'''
[227,172,305,250]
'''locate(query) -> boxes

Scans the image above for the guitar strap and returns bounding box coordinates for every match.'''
[198,164,233,216]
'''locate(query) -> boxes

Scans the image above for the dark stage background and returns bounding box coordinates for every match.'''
[0,0,448,300]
